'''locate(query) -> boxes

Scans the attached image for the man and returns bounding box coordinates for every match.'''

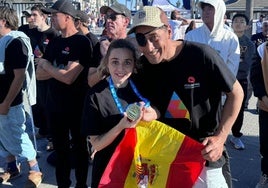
[87,1,131,87]
[251,42,268,188]
[185,2,240,185]
[252,19,268,48]
[74,10,101,162]
[36,0,92,187]
[75,10,101,68]
[0,6,42,187]
[230,14,256,150]
[18,7,38,37]
[169,9,190,40]
[185,0,240,77]
[250,19,268,114]
[256,15,265,34]
[128,6,243,187]
[30,4,59,152]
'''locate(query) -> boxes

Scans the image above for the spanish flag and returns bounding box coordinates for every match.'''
[99,120,205,188]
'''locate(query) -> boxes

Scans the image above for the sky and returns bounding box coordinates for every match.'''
[117,0,181,10]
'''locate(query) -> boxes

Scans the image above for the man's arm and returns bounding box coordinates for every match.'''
[178,17,190,25]
[35,58,52,80]
[0,68,25,114]
[201,80,244,162]
[87,67,106,87]
[87,39,110,87]
[37,59,83,85]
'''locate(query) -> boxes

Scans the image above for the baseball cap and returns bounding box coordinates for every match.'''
[100,2,131,18]
[127,6,168,35]
[41,0,77,18]
[75,10,89,24]
[22,7,31,17]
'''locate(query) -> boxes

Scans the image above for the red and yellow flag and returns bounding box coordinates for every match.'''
[99,120,205,188]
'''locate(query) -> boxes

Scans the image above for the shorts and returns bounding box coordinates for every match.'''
[0,104,36,161]
[193,167,228,188]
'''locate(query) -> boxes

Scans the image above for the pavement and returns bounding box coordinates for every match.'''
[0,96,261,188]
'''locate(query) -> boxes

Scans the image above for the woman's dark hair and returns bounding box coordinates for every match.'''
[185,20,196,34]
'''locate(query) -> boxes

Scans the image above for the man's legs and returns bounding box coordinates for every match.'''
[0,104,42,186]
[256,110,268,187]
[193,167,228,188]
[70,112,89,188]
[50,112,72,188]
[230,79,247,150]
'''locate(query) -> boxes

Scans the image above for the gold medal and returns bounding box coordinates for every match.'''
[126,103,141,121]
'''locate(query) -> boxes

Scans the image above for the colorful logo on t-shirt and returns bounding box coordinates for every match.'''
[165,92,190,119]
[34,45,43,58]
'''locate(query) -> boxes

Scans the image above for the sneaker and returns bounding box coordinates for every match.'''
[256,174,268,188]
[230,136,245,150]
[24,171,43,188]
[0,164,21,183]
[46,141,54,152]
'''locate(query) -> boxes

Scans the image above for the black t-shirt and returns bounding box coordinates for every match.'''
[18,25,41,52]
[82,78,140,188]
[134,41,235,140]
[251,32,268,48]
[85,32,102,68]
[134,41,236,168]
[33,27,59,58]
[44,33,92,113]
[0,38,28,106]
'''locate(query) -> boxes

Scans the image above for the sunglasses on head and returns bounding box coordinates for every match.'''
[105,13,124,21]
[135,25,166,47]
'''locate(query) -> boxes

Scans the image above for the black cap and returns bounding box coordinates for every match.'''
[75,10,89,24]
[42,0,76,18]
[100,2,131,18]
[22,7,31,17]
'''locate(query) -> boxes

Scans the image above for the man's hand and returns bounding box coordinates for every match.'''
[201,135,226,162]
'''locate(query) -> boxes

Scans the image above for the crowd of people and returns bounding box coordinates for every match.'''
[0,0,267,187]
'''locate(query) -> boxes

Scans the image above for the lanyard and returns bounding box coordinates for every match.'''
[109,77,150,116]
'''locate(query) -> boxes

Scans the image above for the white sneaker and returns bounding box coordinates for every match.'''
[230,136,245,150]
[256,174,268,188]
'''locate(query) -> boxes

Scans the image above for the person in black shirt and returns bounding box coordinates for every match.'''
[0,6,42,187]
[30,4,59,151]
[75,10,101,70]
[36,0,92,187]
[82,39,157,188]
[129,6,243,187]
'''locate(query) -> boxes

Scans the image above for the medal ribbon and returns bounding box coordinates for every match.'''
[109,77,150,116]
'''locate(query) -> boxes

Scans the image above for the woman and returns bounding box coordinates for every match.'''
[82,39,158,188]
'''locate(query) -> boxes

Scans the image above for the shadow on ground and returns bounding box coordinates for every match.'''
[227,134,260,188]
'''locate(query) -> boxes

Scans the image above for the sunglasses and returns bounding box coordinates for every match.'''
[105,13,124,21]
[135,25,167,47]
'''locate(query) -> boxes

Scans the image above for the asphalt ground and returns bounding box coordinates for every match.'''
[0,96,261,188]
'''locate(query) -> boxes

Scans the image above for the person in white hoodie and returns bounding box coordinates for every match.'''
[185,0,240,77]
[185,0,240,187]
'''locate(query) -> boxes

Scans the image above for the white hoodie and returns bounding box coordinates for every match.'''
[185,0,240,76]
